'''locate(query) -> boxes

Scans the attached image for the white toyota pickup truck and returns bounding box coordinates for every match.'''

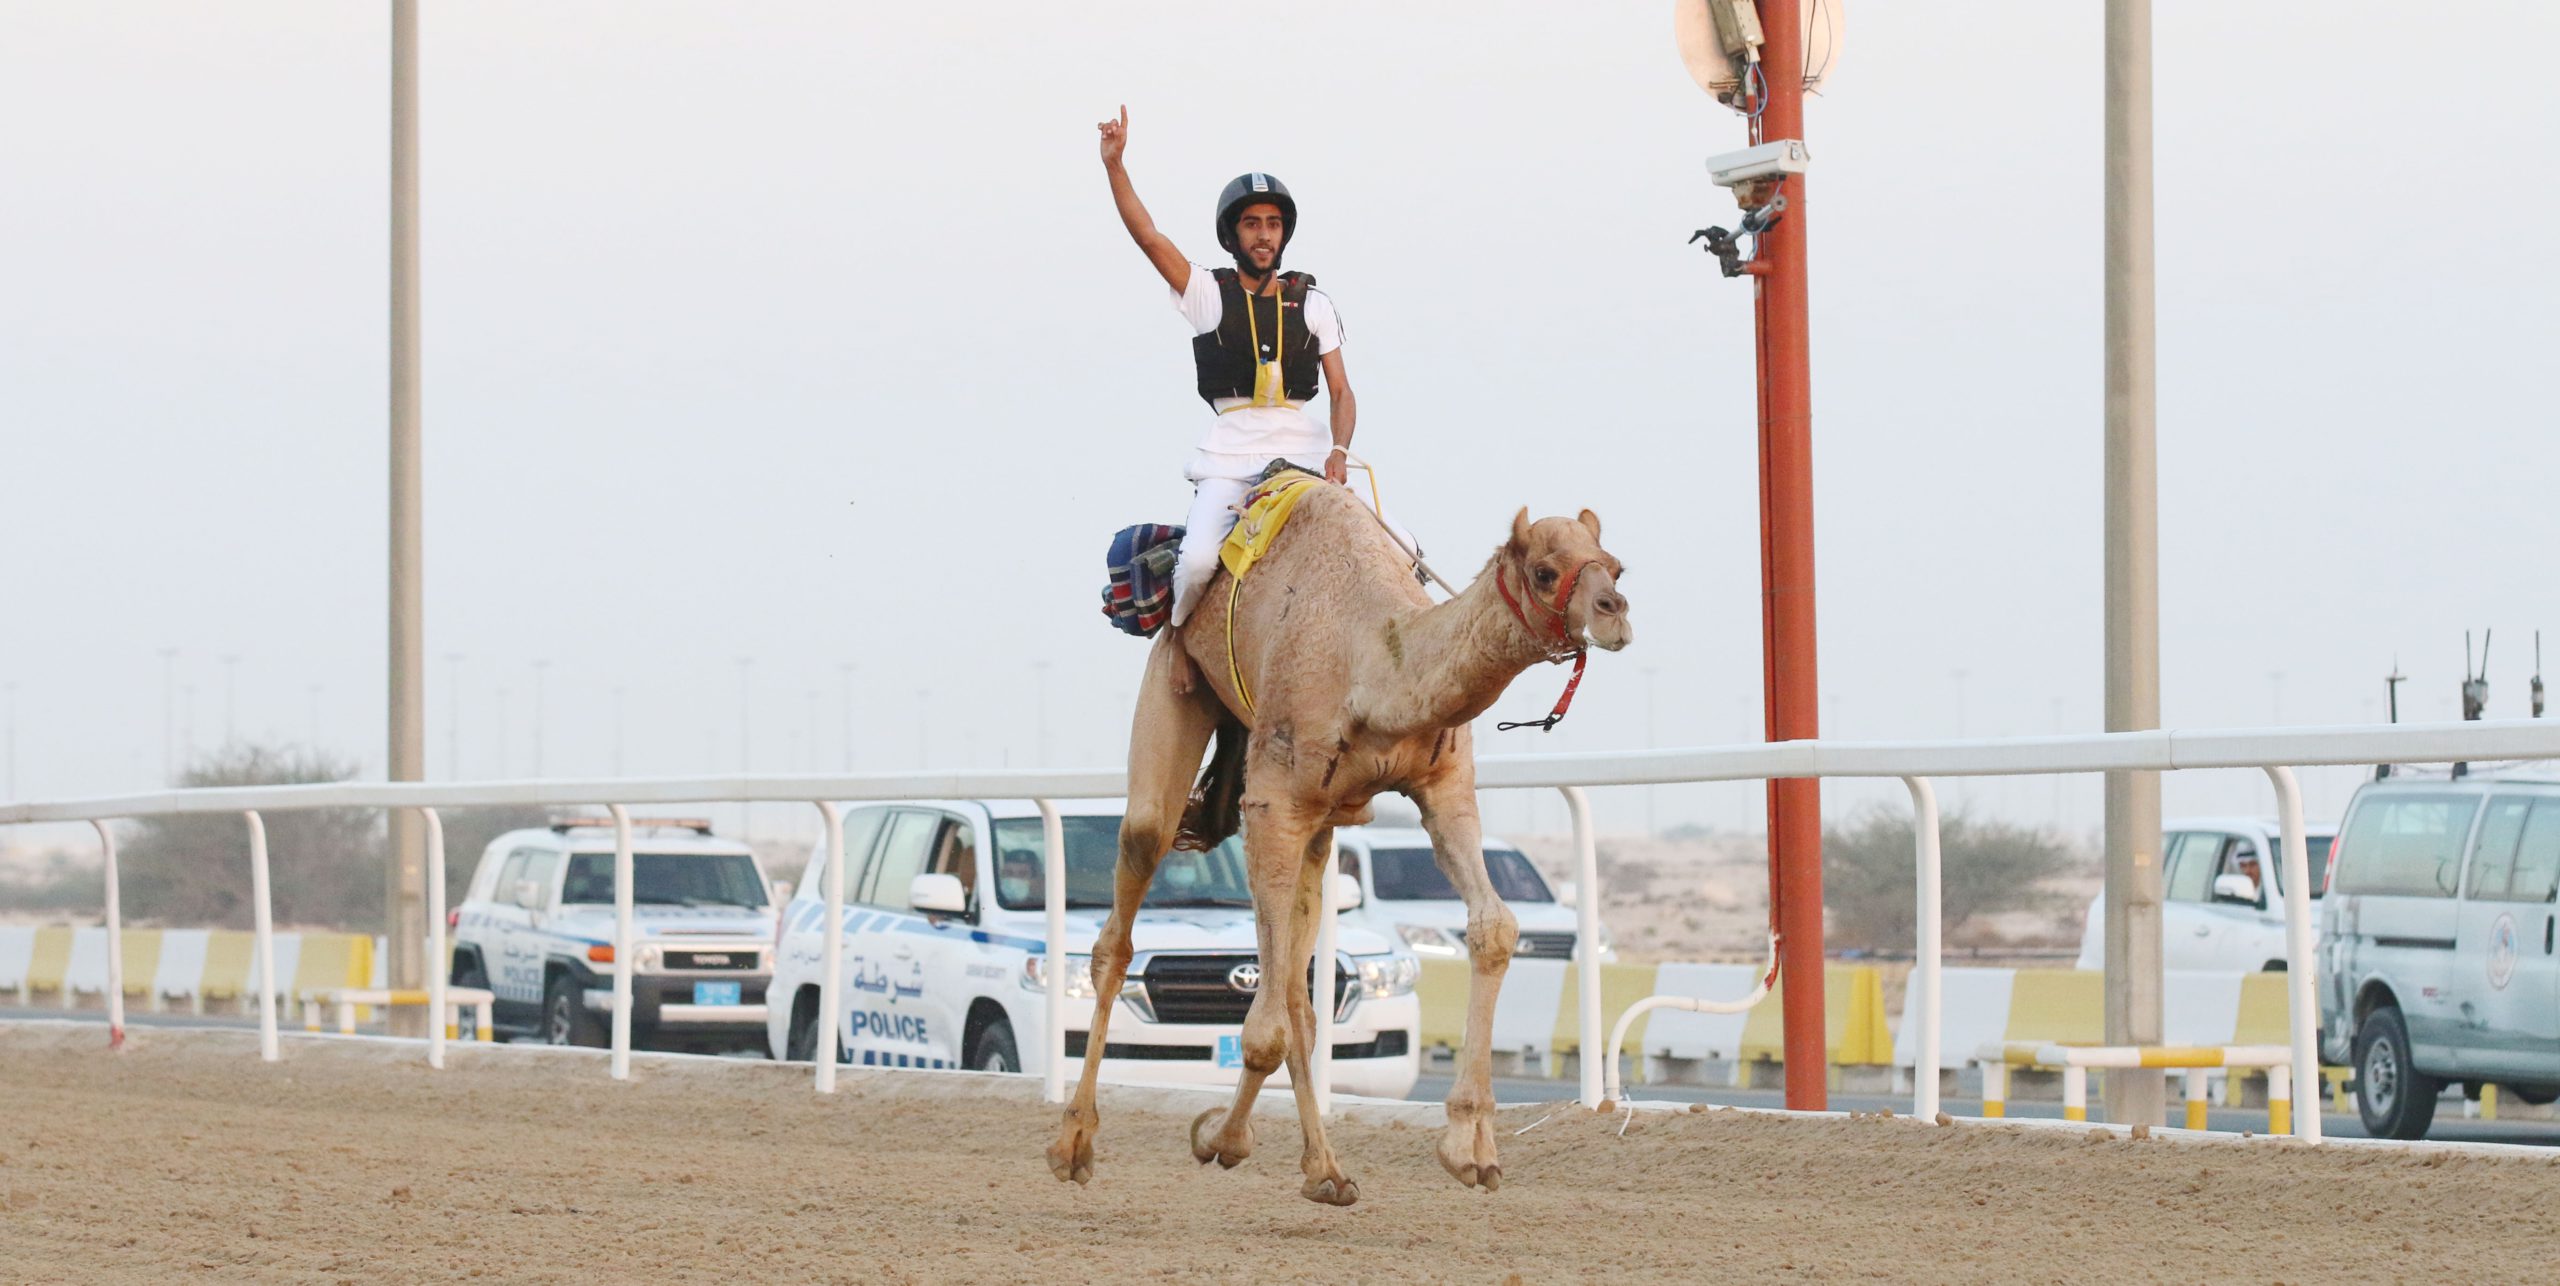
[766,798,1422,1098]
[449,819,778,1052]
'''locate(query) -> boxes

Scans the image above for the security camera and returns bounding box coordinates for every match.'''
[1706,140,1810,189]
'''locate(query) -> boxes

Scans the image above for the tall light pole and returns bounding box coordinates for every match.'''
[384,0,430,1034]
[2102,0,2166,1126]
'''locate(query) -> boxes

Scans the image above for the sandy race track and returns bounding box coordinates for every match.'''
[3,1024,2556,1283]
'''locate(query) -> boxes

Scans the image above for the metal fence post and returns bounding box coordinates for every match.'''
[246,810,278,1062]
[1562,786,1604,1108]
[423,807,446,1070]
[1902,776,1942,1121]
[608,803,633,1081]
[2263,765,2322,1143]
[95,820,125,1051]
[1037,798,1066,1104]
[813,800,845,1093]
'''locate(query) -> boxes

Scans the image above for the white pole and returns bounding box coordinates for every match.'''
[2264,765,2322,1142]
[1903,776,1942,1121]
[423,806,446,1069]
[813,800,845,1093]
[95,820,126,1051]
[247,811,278,1061]
[1563,786,1604,1107]
[608,803,633,1080]
[1313,832,1339,1116]
[1038,798,1066,1104]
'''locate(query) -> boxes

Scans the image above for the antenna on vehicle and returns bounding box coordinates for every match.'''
[2378,656,2406,780]
[2535,631,2546,719]
[2457,630,2492,779]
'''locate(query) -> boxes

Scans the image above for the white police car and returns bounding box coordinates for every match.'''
[449,818,778,1051]
[766,799,1422,1098]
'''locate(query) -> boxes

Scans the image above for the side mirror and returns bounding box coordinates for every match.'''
[1555,880,1579,908]
[909,873,968,916]
[1329,871,1364,911]
[771,879,793,905]
[510,879,546,910]
[2213,873,2260,905]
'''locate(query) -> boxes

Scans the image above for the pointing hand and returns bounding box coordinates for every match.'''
[1098,104,1128,167]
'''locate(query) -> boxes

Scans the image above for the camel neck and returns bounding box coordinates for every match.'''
[1351,562,1555,738]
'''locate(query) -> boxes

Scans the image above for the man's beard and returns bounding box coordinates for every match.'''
[1232,245,1283,277]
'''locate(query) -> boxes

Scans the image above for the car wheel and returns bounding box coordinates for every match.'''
[2354,1005,2440,1140]
[971,1019,1020,1074]
[785,993,819,1063]
[448,955,492,1041]
[545,975,603,1048]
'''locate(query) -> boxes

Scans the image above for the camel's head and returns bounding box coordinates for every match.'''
[1504,507,1632,653]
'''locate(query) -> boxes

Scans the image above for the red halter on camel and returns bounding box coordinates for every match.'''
[1492,556,1600,732]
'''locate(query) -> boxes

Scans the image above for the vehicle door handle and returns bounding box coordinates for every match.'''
[2545,917,2553,955]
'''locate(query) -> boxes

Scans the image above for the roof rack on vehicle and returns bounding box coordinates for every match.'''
[546,815,715,835]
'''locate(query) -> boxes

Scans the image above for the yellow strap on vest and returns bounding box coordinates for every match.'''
[1242,278,1285,408]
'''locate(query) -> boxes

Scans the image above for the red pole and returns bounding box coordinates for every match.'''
[1752,0,1826,1111]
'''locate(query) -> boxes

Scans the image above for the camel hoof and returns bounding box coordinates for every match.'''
[1477,1164,1501,1192]
[1189,1107,1252,1169]
[1048,1112,1097,1186]
[1301,1175,1360,1207]
[1437,1124,1503,1191]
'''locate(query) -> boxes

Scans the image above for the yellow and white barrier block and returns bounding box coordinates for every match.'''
[1983,1042,2295,1135]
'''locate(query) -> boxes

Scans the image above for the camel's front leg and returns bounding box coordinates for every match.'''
[1187,815,1302,1174]
[1050,636,1213,1186]
[1414,777,1514,1191]
[1274,825,1356,1206]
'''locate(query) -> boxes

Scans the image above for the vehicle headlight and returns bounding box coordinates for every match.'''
[1396,923,1465,957]
[1021,954,1097,1000]
[1353,953,1419,999]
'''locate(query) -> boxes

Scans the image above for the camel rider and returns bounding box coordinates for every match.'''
[1097,105,1419,630]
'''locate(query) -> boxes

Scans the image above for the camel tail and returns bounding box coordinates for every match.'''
[1172,715,1248,852]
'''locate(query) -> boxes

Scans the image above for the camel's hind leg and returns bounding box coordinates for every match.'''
[1411,767,1515,1191]
[1047,633,1218,1186]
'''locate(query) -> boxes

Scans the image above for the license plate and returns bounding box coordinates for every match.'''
[1217,1034,1242,1069]
[693,981,742,1006]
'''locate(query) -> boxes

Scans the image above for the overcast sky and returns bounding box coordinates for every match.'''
[6,2,2558,853]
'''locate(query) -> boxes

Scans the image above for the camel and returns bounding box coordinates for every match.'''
[1049,477,1632,1206]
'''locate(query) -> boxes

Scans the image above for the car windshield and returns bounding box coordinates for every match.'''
[991,816,1258,911]
[1367,846,1554,903]
[560,852,768,909]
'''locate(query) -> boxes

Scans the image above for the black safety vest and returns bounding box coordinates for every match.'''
[1193,268,1321,406]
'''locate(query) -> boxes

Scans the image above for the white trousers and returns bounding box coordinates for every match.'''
[1167,451,1422,628]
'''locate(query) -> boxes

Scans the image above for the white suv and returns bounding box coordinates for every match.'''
[1332,825,1610,965]
[766,799,1422,1098]
[450,819,779,1052]
[2073,817,2338,974]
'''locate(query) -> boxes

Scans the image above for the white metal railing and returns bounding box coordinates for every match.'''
[13,719,2560,1142]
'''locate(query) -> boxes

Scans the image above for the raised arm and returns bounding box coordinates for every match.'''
[1097,106,1190,294]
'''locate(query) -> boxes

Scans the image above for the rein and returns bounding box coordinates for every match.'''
[1493,558,1598,733]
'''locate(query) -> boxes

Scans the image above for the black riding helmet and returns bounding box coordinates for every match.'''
[1214,172,1297,254]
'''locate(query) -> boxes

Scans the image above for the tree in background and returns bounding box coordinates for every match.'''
[1822,806,2084,952]
[117,744,384,929]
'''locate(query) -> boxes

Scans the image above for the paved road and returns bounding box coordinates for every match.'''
[21,1007,2558,1146]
